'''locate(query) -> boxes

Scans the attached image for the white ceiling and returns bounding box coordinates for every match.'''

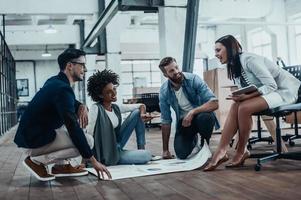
[0,0,297,60]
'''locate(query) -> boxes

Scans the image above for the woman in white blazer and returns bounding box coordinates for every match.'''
[204,35,301,171]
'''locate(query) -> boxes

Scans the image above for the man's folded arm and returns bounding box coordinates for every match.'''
[55,88,93,159]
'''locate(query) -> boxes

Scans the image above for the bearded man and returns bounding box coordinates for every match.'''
[158,57,219,159]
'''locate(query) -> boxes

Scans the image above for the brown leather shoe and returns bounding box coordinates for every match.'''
[203,154,229,172]
[23,156,55,181]
[51,164,88,177]
[225,151,250,168]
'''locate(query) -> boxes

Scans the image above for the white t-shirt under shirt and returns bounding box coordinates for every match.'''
[105,109,119,128]
[87,103,142,135]
[174,87,194,118]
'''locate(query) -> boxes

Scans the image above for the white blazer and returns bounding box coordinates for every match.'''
[237,52,301,108]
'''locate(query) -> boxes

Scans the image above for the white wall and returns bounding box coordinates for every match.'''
[16,60,59,103]
[16,62,35,103]
[35,61,59,89]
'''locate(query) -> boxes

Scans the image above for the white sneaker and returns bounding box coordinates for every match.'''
[151,155,162,161]
[187,135,203,159]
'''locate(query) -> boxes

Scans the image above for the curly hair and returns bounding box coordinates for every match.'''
[87,69,119,102]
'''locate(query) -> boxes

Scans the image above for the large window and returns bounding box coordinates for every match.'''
[295,18,301,64]
[120,59,161,100]
[250,29,272,60]
[193,58,204,78]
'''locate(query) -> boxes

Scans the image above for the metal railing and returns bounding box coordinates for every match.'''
[0,31,17,136]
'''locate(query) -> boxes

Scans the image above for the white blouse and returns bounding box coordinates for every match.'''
[86,103,142,135]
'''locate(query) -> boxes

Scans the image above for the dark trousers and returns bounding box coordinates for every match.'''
[174,112,215,159]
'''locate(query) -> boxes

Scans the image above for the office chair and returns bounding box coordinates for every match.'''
[250,65,301,171]
[137,93,161,129]
[248,65,301,149]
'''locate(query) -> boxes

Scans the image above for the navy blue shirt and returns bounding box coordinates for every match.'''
[14,72,93,159]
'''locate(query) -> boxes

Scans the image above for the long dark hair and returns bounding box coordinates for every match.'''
[215,35,243,80]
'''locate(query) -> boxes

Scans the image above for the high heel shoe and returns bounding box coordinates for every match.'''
[225,151,250,168]
[203,154,229,172]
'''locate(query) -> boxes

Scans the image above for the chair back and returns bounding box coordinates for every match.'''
[137,93,160,113]
[283,65,301,81]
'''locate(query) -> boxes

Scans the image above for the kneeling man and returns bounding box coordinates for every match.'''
[158,57,219,159]
[14,48,110,181]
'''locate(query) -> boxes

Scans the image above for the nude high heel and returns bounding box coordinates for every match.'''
[203,154,229,172]
[225,151,250,168]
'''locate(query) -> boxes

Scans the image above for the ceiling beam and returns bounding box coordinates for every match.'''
[82,0,118,48]
[82,0,164,48]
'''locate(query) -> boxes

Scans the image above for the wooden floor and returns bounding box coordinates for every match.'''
[1,125,301,200]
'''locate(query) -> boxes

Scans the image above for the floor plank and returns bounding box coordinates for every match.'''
[0,126,301,199]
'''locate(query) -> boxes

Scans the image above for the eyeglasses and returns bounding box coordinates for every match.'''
[70,61,86,68]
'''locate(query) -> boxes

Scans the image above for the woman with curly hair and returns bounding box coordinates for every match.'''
[86,69,152,165]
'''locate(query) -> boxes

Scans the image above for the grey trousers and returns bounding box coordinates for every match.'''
[25,126,94,165]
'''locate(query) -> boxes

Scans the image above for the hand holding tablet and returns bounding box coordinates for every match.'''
[231,84,258,96]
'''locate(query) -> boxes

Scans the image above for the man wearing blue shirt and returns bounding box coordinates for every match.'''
[158,57,219,159]
[14,48,111,181]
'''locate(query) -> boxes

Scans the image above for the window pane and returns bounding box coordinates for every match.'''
[193,59,204,78]
[296,35,301,64]
[120,59,162,99]
[121,63,132,72]
[251,30,271,46]
[262,45,272,60]
[119,84,133,99]
[121,72,133,84]
[295,26,301,34]
[133,63,150,72]
[250,29,272,59]
[151,72,161,84]
[133,72,149,83]
[253,47,262,55]
[151,60,160,71]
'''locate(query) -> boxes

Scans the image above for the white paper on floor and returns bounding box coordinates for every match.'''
[86,142,212,180]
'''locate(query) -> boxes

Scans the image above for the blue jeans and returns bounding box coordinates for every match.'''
[118,149,151,164]
[117,109,151,164]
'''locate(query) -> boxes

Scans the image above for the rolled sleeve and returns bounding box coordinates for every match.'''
[159,88,172,125]
[119,103,141,113]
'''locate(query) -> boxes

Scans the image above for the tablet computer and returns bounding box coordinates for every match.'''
[231,84,258,95]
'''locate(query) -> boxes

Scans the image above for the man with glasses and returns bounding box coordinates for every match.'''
[14,48,111,181]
